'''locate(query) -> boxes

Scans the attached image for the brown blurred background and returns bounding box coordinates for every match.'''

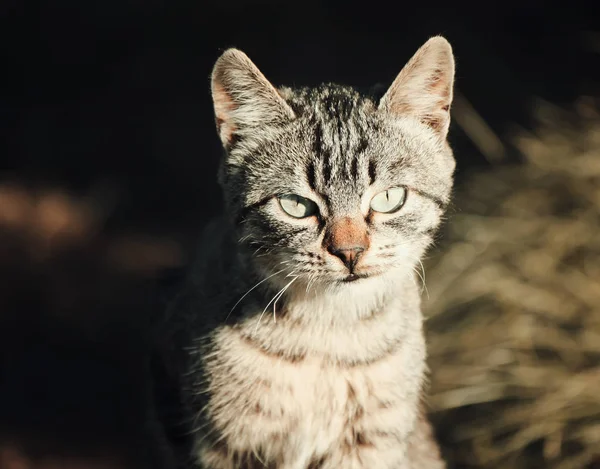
[1,1,599,468]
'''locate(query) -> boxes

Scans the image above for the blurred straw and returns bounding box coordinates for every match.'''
[452,91,507,164]
[425,96,600,469]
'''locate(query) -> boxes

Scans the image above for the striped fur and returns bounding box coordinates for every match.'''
[169,36,456,469]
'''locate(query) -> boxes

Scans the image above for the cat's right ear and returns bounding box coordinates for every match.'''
[211,49,295,148]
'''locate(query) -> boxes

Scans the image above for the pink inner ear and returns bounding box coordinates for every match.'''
[421,111,447,132]
[213,82,238,144]
[392,67,452,132]
[427,76,452,132]
[428,68,452,99]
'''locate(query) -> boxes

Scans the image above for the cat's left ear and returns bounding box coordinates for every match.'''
[211,48,296,148]
[379,36,455,139]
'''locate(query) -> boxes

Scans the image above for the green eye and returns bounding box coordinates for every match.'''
[278,194,319,218]
[370,187,407,213]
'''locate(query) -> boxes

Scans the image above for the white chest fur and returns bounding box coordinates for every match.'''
[198,291,426,469]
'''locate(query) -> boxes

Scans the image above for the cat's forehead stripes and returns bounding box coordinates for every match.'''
[298,84,376,192]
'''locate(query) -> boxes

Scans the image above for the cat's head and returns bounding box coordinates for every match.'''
[210,37,455,292]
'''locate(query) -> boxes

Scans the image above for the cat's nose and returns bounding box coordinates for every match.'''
[324,217,370,272]
[327,246,365,272]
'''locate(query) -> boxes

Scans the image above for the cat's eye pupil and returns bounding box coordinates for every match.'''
[278,194,318,219]
[369,187,407,214]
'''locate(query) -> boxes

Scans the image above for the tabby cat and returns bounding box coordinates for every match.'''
[167,36,456,469]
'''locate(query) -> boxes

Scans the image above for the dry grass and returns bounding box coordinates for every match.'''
[425,97,600,469]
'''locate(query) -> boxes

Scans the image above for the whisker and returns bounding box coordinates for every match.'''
[306,271,319,295]
[255,276,298,332]
[416,259,429,299]
[251,444,268,468]
[226,267,289,321]
[272,275,298,323]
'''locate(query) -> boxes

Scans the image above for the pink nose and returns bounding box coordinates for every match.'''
[327,246,365,272]
[324,217,370,272]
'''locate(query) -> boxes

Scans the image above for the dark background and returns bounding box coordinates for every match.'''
[2,0,600,235]
[0,1,599,468]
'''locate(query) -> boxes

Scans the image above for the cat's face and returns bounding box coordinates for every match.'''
[211,37,455,292]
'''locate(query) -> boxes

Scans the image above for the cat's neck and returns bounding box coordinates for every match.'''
[228,268,424,365]
[283,272,419,325]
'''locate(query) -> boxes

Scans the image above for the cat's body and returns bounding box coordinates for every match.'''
[167,37,456,468]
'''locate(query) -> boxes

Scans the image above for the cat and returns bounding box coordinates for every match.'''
[165,36,456,469]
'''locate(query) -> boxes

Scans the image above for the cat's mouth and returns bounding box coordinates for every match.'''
[340,273,371,283]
